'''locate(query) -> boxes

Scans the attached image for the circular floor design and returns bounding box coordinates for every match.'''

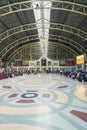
[21,93,38,98]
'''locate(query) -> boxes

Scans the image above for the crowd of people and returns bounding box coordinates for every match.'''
[63,70,87,82]
[0,66,40,79]
[0,65,87,82]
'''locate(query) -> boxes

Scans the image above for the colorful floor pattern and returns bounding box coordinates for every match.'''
[0,73,87,130]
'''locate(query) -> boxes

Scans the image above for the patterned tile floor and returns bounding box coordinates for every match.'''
[0,73,87,130]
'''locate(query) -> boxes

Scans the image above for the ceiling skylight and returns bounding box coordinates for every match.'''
[32,1,52,57]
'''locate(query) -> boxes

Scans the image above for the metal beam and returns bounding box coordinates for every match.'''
[7,41,77,60]
[0,22,87,42]
[0,32,86,58]
[0,1,87,17]
[49,34,86,53]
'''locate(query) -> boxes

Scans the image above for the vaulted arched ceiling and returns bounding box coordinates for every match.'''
[0,0,87,61]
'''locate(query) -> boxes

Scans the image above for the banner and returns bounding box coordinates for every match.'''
[59,60,65,66]
[22,60,29,66]
[66,59,74,66]
[76,55,84,65]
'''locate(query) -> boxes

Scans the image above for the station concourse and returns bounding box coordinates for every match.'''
[0,0,87,130]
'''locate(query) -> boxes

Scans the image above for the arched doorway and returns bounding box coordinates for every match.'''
[41,58,46,66]
[41,57,47,72]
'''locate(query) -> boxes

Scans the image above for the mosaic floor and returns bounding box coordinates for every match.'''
[0,73,87,130]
